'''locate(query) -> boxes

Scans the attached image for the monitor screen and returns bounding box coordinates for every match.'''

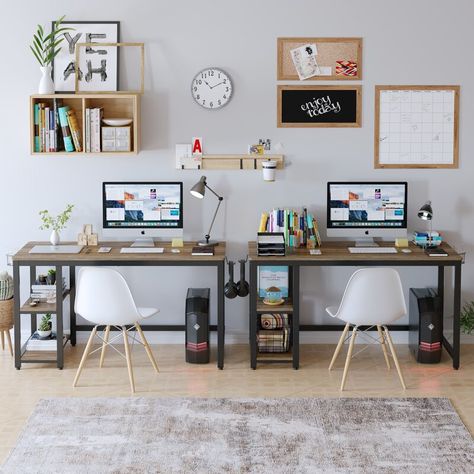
[103,182,183,229]
[327,182,407,229]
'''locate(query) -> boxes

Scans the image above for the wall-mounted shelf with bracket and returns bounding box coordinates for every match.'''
[196,154,284,170]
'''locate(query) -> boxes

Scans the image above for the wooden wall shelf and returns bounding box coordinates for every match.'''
[199,154,284,170]
[29,93,140,155]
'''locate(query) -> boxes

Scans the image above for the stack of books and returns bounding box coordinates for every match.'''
[257,313,291,353]
[26,332,67,351]
[30,278,66,302]
[413,231,442,247]
[258,208,321,248]
[85,108,104,153]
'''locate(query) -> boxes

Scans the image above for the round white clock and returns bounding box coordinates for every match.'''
[191,68,233,109]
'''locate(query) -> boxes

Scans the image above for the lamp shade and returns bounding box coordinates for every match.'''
[190,176,206,199]
[417,201,433,221]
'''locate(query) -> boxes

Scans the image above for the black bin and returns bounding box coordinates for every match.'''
[185,288,210,364]
[409,288,443,364]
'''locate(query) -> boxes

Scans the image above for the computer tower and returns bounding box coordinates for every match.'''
[185,288,210,364]
[409,288,443,364]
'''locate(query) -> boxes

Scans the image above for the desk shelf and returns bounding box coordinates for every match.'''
[20,290,70,314]
[257,298,293,313]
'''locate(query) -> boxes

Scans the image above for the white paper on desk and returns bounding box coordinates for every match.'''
[290,43,321,80]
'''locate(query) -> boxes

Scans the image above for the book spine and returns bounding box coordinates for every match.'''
[66,109,82,152]
[95,108,102,152]
[45,107,50,152]
[39,103,45,152]
[57,106,75,152]
[34,104,40,152]
[54,98,64,151]
[85,109,90,153]
[49,110,55,152]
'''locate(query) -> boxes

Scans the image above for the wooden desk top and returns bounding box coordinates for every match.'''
[13,241,226,263]
[248,241,463,265]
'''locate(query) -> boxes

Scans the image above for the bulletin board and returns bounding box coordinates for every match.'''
[277,85,361,128]
[374,85,460,169]
[277,37,362,81]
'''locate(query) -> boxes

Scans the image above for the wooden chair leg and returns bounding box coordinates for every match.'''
[123,326,135,394]
[329,322,350,371]
[1,331,4,350]
[377,325,391,370]
[99,325,110,368]
[340,327,358,391]
[136,322,159,373]
[6,329,13,356]
[384,326,406,390]
[73,326,97,387]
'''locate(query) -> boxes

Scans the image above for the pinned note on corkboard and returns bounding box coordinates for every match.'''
[277,37,362,81]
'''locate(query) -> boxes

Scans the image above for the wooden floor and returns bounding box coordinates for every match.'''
[1,342,474,464]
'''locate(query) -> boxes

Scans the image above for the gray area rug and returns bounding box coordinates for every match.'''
[2,397,473,474]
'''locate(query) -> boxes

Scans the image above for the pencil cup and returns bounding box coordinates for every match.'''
[262,160,277,182]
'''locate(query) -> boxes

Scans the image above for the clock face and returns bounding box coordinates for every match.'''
[191,68,233,109]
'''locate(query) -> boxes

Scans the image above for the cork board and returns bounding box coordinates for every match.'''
[374,85,459,169]
[277,37,362,81]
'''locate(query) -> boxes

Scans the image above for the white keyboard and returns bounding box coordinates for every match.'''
[120,247,164,254]
[348,247,398,254]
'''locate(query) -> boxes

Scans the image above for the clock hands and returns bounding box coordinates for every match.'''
[210,81,225,89]
[204,80,212,88]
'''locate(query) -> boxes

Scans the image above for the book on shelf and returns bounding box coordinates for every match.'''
[257,327,291,353]
[53,98,64,151]
[34,103,40,152]
[66,109,82,152]
[87,107,103,153]
[26,331,67,351]
[57,106,75,152]
[258,207,321,248]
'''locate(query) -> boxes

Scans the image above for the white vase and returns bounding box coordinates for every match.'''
[50,230,60,246]
[38,66,54,94]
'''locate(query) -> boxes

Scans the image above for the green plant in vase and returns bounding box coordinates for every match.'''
[38,313,52,338]
[39,204,74,246]
[46,269,56,285]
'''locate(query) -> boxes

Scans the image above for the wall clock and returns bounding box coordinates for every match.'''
[191,68,233,109]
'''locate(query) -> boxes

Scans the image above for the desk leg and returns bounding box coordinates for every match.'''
[69,266,76,346]
[249,262,257,370]
[453,263,461,370]
[292,265,300,370]
[30,266,36,334]
[56,266,64,370]
[217,261,225,370]
[13,262,21,370]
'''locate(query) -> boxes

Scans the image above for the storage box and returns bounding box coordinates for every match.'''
[102,125,131,152]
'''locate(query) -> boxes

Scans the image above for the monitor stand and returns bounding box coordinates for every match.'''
[131,237,155,247]
[354,238,379,247]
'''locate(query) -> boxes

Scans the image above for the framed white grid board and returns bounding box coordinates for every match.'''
[374,85,460,169]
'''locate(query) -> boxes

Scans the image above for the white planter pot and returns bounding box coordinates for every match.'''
[37,329,52,338]
[38,66,54,94]
[50,230,60,246]
[262,160,277,182]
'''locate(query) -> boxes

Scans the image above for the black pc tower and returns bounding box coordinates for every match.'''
[409,288,443,364]
[185,288,210,364]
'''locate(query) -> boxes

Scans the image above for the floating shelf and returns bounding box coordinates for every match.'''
[198,154,284,171]
[256,298,293,313]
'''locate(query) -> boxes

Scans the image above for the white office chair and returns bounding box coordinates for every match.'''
[326,268,407,391]
[73,267,159,393]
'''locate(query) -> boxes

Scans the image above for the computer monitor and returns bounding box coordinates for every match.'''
[327,182,408,245]
[102,182,183,246]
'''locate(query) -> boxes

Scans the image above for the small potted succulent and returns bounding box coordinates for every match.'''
[38,313,52,338]
[46,269,56,285]
[39,204,74,246]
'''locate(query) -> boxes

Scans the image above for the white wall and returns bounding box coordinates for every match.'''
[1,0,473,343]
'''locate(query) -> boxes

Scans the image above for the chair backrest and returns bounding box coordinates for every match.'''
[335,268,407,325]
[75,267,140,326]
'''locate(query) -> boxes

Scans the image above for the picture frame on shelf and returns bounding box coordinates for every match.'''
[51,21,120,93]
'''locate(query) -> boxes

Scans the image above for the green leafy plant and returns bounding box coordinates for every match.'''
[39,313,52,331]
[30,15,73,67]
[460,301,474,335]
[39,204,74,232]
[47,269,56,277]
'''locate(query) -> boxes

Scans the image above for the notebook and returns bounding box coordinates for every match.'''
[29,245,84,254]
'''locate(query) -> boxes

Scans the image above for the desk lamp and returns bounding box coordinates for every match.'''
[417,201,434,248]
[190,176,223,246]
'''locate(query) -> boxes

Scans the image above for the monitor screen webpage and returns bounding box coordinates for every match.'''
[327,182,407,229]
[103,182,183,229]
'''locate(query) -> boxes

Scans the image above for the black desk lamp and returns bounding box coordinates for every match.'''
[417,201,434,248]
[190,176,223,246]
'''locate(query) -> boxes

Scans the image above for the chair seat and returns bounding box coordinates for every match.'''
[325,306,339,318]
[138,307,159,319]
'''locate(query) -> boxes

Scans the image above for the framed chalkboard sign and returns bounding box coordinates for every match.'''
[277,85,362,128]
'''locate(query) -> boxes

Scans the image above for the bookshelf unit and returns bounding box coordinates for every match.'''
[30,93,141,155]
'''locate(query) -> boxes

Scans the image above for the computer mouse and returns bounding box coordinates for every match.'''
[401,249,412,253]
[171,249,180,253]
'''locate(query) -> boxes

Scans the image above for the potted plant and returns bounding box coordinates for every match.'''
[39,204,74,246]
[38,313,52,338]
[46,269,56,285]
[460,301,474,335]
[29,15,73,94]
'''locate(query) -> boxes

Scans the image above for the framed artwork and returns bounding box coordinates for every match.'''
[374,85,460,169]
[277,85,362,128]
[51,21,120,93]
